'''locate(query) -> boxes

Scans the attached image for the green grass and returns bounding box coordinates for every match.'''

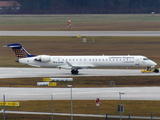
[1,76,160,87]
[0,100,159,120]
[0,14,160,30]
[1,14,160,23]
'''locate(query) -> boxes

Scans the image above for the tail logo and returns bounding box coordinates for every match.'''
[12,48,28,58]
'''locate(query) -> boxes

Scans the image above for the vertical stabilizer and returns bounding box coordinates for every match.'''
[5,43,35,59]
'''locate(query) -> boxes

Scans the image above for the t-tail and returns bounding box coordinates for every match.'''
[4,43,35,59]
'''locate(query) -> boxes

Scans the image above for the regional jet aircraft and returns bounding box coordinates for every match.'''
[5,43,158,74]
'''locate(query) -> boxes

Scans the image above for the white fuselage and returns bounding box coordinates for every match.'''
[18,55,157,69]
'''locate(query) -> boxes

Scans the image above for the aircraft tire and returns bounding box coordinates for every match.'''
[154,69,159,73]
[71,69,79,75]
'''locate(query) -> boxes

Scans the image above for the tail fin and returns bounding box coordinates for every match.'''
[5,43,35,59]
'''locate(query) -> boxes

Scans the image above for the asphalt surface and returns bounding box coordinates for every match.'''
[0,67,160,78]
[0,87,160,101]
[1,31,160,36]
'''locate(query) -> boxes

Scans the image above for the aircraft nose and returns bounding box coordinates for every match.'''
[150,61,157,67]
[153,61,157,66]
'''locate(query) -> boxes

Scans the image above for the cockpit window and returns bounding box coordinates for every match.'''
[143,58,149,60]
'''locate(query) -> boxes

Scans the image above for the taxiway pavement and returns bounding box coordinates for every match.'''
[1,31,160,36]
[0,67,159,78]
[0,87,159,101]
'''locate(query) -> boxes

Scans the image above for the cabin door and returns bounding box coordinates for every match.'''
[135,58,140,66]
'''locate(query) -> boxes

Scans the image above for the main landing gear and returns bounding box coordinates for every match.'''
[71,69,79,75]
[141,67,159,73]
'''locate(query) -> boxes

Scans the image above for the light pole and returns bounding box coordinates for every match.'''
[67,85,73,120]
[51,94,55,120]
[119,92,125,120]
[3,94,6,120]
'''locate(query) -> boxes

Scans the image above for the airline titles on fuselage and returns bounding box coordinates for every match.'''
[52,56,135,64]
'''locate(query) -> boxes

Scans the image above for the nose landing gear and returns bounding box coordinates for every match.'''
[153,69,159,73]
[141,67,159,73]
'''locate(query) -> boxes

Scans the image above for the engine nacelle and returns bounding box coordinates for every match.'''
[35,55,51,62]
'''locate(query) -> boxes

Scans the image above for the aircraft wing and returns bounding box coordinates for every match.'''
[63,61,94,69]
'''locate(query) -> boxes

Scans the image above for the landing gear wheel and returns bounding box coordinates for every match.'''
[153,69,159,73]
[71,69,79,75]
[146,67,151,71]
